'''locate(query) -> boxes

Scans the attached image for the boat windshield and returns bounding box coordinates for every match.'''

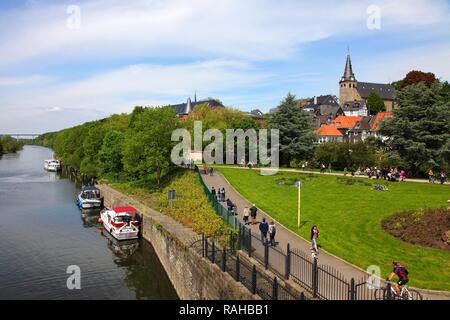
[81,191,100,199]
[115,215,131,223]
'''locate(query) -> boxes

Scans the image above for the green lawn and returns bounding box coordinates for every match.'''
[218,168,450,291]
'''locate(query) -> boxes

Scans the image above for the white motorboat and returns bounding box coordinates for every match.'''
[99,206,140,241]
[44,159,61,172]
[76,186,102,209]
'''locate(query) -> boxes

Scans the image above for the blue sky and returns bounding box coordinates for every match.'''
[0,0,449,133]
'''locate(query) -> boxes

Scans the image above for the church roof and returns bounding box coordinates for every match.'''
[357,82,395,100]
[341,49,356,82]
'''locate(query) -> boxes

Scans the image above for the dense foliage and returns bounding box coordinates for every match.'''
[366,92,386,115]
[0,135,24,155]
[400,70,437,88]
[380,81,450,175]
[34,108,179,186]
[157,171,228,235]
[269,93,317,166]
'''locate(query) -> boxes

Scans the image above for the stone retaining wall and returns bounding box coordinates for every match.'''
[98,184,259,300]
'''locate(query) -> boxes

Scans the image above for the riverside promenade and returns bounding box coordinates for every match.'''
[200,166,450,300]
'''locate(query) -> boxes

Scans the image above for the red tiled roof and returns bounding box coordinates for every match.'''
[316,125,343,137]
[330,116,363,129]
[371,112,393,131]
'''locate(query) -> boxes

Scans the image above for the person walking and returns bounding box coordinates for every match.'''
[250,204,258,225]
[268,221,276,246]
[243,206,250,225]
[259,218,269,244]
[400,169,406,182]
[310,225,319,257]
[440,171,447,185]
[203,164,207,174]
[220,187,226,201]
[211,187,216,199]
[226,198,233,211]
[428,169,434,183]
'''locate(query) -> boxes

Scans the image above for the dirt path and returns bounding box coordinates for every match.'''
[200,168,450,300]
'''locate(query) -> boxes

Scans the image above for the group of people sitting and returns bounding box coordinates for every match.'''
[239,159,256,169]
[354,167,407,182]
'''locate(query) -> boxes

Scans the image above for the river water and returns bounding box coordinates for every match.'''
[0,146,178,300]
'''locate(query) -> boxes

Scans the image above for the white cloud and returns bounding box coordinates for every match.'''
[0,75,50,87]
[0,59,269,131]
[0,0,449,132]
[357,43,450,83]
[0,0,448,65]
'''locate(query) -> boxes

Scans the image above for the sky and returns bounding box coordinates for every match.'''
[0,0,449,133]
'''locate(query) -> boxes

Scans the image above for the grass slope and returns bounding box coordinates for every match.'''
[109,170,228,236]
[218,168,450,291]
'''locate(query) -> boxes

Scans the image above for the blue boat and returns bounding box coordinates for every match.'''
[76,186,102,210]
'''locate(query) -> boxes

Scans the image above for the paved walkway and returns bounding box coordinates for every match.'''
[200,168,449,300]
[210,165,449,185]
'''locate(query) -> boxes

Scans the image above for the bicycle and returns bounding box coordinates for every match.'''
[374,280,423,300]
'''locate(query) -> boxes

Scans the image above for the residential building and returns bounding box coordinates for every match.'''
[316,125,344,143]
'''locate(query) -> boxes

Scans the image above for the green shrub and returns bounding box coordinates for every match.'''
[157,171,228,236]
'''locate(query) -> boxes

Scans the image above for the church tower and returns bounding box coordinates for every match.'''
[339,49,359,106]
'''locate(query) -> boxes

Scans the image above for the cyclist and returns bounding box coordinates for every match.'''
[387,261,409,297]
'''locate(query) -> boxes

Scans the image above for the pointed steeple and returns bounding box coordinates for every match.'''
[341,47,356,82]
[185,97,192,114]
[194,92,197,103]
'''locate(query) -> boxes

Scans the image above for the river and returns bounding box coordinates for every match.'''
[0,145,178,300]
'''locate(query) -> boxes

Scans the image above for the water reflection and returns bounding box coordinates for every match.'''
[80,209,102,228]
[0,146,178,300]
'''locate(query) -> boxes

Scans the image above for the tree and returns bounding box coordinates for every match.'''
[366,92,386,115]
[269,93,316,166]
[380,81,450,175]
[122,106,178,186]
[401,70,437,88]
[98,130,125,176]
[313,141,377,171]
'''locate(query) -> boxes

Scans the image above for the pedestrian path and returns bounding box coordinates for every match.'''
[210,165,448,185]
[200,169,449,300]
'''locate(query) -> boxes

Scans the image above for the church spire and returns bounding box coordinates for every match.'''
[341,48,356,82]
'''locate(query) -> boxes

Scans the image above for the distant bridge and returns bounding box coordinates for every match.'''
[0,134,41,140]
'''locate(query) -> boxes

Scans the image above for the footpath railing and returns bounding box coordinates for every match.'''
[189,233,306,300]
[194,166,389,300]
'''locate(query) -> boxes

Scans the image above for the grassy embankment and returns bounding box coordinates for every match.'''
[106,169,228,236]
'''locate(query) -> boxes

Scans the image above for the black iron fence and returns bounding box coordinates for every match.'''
[190,233,306,300]
[194,166,390,300]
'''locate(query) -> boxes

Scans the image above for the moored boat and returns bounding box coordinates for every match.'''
[44,159,61,172]
[76,186,102,209]
[99,206,140,240]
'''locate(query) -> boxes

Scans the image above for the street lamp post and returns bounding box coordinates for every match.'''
[295,181,302,228]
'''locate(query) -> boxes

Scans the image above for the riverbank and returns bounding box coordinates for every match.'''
[99,184,259,300]
[0,146,178,299]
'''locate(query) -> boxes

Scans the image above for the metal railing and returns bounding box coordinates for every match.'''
[191,233,306,300]
[195,166,391,301]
